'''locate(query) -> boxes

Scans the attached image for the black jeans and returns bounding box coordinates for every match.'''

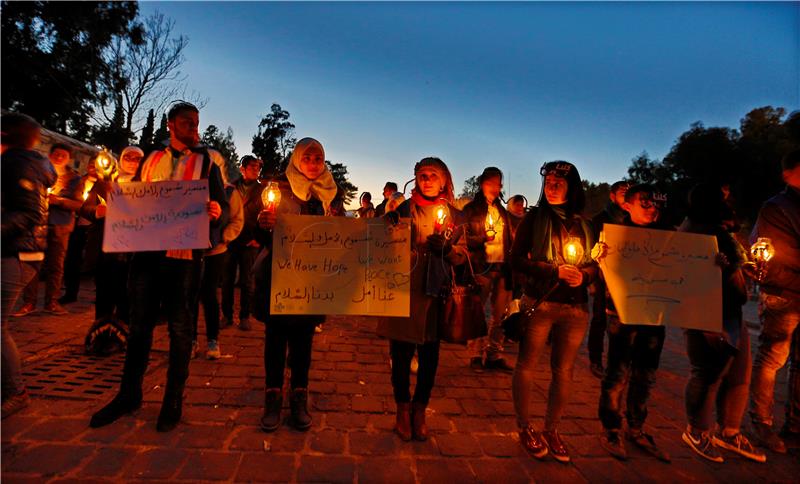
[62,224,88,299]
[588,278,607,365]
[390,339,441,405]
[264,321,316,390]
[222,245,259,320]
[95,252,130,323]
[191,252,226,342]
[119,252,194,398]
[686,324,751,432]
[598,319,665,430]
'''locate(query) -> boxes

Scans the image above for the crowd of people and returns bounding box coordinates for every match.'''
[1,104,798,466]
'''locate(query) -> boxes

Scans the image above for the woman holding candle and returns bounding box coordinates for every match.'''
[462,167,514,372]
[254,137,345,432]
[510,161,597,463]
[678,183,766,463]
[377,157,467,442]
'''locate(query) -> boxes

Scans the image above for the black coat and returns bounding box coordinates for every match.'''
[1,148,57,256]
[461,197,513,286]
[229,179,266,248]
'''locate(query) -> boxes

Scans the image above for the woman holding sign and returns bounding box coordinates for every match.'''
[510,161,597,463]
[678,183,765,463]
[254,137,345,433]
[378,157,467,442]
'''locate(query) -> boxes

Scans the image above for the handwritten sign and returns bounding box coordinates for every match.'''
[601,224,721,331]
[270,215,411,317]
[102,180,210,252]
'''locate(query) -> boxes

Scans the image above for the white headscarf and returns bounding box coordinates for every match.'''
[118,146,145,182]
[285,137,338,214]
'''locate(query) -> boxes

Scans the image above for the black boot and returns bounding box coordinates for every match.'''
[260,388,283,432]
[89,390,142,428]
[156,390,183,432]
[289,388,312,431]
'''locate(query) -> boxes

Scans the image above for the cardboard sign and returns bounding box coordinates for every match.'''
[601,224,722,331]
[102,181,210,252]
[270,215,411,317]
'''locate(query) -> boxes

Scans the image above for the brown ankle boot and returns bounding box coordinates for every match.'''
[411,402,428,441]
[394,403,412,441]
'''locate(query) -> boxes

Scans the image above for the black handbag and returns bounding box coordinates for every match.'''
[438,252,487,344]
[502,283,559,342]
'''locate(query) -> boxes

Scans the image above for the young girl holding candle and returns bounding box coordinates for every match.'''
[378,157,467,442]
[254,137,345,432]
[510,161,597,463]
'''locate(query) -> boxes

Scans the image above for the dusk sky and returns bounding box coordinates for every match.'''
[141,2,798,207]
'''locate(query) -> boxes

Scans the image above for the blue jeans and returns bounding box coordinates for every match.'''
[2,258,39,398]
[598,319,665,430]
[750,292,800,431]
[513,300,588,430]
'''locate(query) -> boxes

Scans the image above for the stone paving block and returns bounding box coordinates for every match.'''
[77,446,139,478]
[477,434,525,458]
[351,395,385,413]
[310,429,346,454]
[176,450,242,481]
[182,404,238,424]
[572,456,634,483]
[174,423,231,449]
[80,417,138,444]
[335,382,365,395]
[428,398,463,415]
[469,458,530,484]
[349,430,399,456]
[1,415,42,441]
[426,414,452,432]
[520,456,588,483]
[434,433,483,457]
[235,453,295,482]
[416,457,477,483]
[368,414,396,431]
[357,456,415,483]
[297,455,355,483]
[312,394,350,412]
[5,443,94,476]
[323,412,369,430]
[459,398,496,417]
[122,421,180,447]
[124,447,188,479]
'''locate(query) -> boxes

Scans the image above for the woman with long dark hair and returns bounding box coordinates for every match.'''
[377,157,467,442]
[510,161,598,463]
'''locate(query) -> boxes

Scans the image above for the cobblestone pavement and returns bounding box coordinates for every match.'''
[2,286,798,483]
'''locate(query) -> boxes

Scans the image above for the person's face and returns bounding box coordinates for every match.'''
[416,167,444,198]
[544,174,568,205]
[298,146,325,179]
[383,186,396,199]
[49,148,71,168]
[783,165,800,190]
[508,199,525,216]
[625,193,659,226]
[361,197,371,208]
[481,175,502,202]
[240,161,263,182]
[610,185,629,207]
[120,151,143,175]
[168,110,200,148]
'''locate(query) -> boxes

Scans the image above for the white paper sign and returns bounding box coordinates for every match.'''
[601,224,722,331]
[102,180,210,252]
[270,215,411,317]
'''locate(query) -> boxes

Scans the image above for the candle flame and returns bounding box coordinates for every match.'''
[751,237,774,262]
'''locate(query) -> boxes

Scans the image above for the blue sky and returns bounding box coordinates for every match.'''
[141,1,798,207]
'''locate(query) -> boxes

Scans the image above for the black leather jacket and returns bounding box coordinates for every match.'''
[1,148,57,256]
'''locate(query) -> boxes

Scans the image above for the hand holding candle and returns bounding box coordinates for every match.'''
[750,237,774,282]
[485,212,496,241]
[262,181,281,213]
[434,205,447,234]
[94,149,118,180]
[563,236,584,266]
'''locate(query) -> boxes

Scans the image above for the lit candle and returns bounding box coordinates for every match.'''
[261,181,281,213]
[434,205,447,233]
[750,237,774,282]
[485,212,496,241]
[563,236,584,266]
[94,149,117,180]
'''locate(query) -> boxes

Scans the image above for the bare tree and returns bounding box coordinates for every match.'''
[99,11,206,138]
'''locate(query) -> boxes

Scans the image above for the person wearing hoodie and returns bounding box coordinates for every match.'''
[594,184,671,463]
[463,167,514,372]
[377,157,467,442]
[90,103,229,433]
[510,161,598,464]
[679,183,766,464]
[587,181,629,378]
[1,112,57,418]
[254,137,345,433]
